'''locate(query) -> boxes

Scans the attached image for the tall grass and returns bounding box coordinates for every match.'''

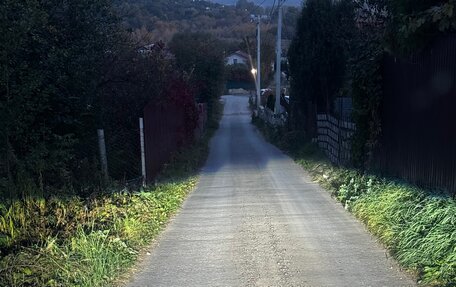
[352,186,456,286]
[254,120,456,286]
[0,180,195,286]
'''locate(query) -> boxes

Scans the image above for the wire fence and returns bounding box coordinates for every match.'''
[92,102,208,190]
[104,127,142,187]
[0,97,206,198]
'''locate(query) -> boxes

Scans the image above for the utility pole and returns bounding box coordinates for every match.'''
[256,15,261,109]
[275,4,283,114]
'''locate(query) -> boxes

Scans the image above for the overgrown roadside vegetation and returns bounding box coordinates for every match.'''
[0,103,223,287]
[1,1,227,285]
[254,119,456,287]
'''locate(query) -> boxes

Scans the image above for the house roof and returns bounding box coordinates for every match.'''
[226,50,250,61]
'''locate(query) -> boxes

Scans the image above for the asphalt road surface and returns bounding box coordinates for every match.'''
[126,95,415,287]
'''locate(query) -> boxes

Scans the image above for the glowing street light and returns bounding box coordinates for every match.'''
[251,67,260,109]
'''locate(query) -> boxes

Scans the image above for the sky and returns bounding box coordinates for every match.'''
[211,0,303,7]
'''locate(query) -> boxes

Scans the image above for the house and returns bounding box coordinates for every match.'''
[225,50,250,66]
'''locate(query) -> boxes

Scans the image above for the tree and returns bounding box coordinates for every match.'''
[0,0,233,199]
[240,32,275,87]
[0,0,123,197]
[288,0,355,134]
[236,0,258,13]
[169,32,225,120]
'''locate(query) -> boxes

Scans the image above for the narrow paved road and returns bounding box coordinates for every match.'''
[127,95,415,287]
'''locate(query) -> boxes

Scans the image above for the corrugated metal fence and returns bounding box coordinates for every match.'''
[376,35,456,196]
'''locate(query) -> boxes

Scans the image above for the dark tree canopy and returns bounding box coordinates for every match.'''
[169,32,226,110]
[0,0,204,198]
[288,0,355,132]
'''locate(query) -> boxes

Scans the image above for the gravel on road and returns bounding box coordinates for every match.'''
[126,95,416,287]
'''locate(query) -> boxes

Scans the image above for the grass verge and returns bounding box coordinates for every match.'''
[254,118,456,287]
[0,102,223,287]
[0,181,195,287]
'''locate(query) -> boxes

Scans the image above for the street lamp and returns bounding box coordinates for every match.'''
[251,68,258,109]
[251,68,258,93]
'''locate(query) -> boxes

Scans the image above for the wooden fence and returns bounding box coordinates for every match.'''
[317,114,355,165]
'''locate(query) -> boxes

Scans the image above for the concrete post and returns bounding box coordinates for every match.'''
[97,129,108,180]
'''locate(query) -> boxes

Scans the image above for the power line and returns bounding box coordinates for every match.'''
[269,0,287,19]
[269,0,277,18]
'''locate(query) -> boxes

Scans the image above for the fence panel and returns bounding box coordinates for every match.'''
[143,104,184,182]
[143,102,208,183]
[376,35,456,196]
[316,114,355,165]
[258,106,287,127]
[104,127,141,184]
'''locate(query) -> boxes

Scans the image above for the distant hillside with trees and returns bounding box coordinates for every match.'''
[116,0,299,88]
[116,0,299,45]
[212,0,303,7]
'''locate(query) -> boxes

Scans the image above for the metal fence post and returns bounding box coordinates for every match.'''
[139,118,146,186]
[97,129,108,180]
